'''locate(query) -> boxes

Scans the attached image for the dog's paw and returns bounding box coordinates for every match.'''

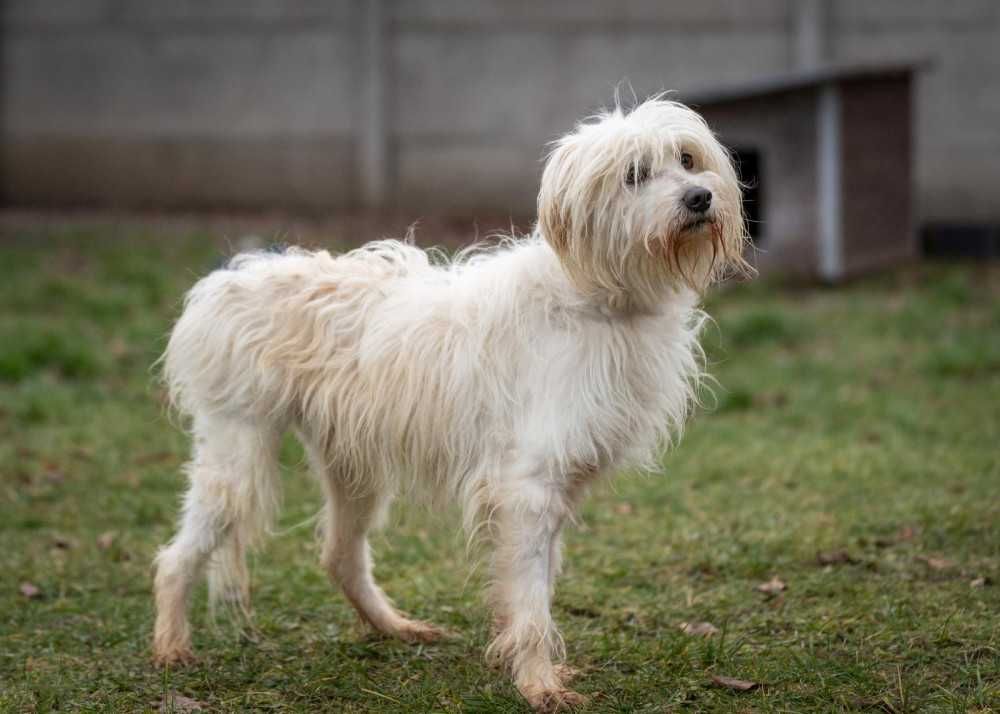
[394,619,450,643]
[152,646,197,667]
[522,685,588,712]
[553,663,582,685]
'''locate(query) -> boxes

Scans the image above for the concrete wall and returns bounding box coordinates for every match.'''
[2,0,361,209]
[3,0,999,222]
[388,0,792,213]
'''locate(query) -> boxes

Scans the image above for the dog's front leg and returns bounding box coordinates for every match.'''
[486,478,585,711]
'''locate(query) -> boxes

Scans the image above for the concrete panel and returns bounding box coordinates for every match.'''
[833,1,999,28]
[119,0,354,24]
[917,147,1000,223]
[3,30,357,136]
[2,0,113,26]
[3,135,356,210]
[392,29,790,138]
[395,142,541,213]
[389,0,790,26]
[3,0,354,26]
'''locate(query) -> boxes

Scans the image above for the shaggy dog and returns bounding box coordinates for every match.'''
[152,98,750,711]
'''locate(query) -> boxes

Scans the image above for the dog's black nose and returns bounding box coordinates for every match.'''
[682,187,712,213]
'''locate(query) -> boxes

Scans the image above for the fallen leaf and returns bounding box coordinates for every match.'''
[679,621,718,637]
[19,582,41,599]
[755,576,786,596]
[817,549,858,566]
[875,525,918,548]
[158,692,205,712]
[917,555,955,571]
[97,531,117,550]
[614,502,633,515]
[710,674,759,692]
[622,610,641,626]
[70,447,94,461]
[42,470,66,485]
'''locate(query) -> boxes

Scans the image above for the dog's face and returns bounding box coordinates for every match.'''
[538,99,750,308]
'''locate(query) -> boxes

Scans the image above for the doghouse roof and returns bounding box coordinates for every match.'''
[681,59,930,107]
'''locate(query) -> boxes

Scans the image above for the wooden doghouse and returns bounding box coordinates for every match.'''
[682,61,925,281]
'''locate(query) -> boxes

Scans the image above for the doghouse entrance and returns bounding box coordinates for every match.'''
[731,147,763,243]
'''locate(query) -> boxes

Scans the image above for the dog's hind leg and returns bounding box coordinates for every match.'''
[153,414,281,665]
[309,452,445,642]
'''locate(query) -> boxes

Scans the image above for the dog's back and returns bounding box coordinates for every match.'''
[163,243,434,421]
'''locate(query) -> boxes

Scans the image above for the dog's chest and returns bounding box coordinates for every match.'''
[515,309,699,472]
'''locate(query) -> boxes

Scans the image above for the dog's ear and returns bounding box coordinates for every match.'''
[536,139,577,256]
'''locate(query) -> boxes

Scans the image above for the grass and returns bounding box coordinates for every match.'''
[1,225,998,712]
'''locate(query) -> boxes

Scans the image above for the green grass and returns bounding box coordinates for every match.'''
[1,227,998,712]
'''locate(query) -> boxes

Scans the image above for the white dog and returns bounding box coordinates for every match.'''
[152,98,749,711]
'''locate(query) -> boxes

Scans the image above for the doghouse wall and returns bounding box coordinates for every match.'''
[698,93,820,277]
[839,75,916,275]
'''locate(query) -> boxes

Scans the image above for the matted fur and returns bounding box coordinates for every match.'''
[152,98,749,711]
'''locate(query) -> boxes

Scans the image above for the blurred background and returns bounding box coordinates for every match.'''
[3,0,999,278]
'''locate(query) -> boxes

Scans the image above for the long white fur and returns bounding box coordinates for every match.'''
[152,98,749,711]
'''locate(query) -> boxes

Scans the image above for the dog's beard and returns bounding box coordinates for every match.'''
[665,218,724,291]
[637,215,737,295]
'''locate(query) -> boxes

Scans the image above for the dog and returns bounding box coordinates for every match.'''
[152,97,749,711]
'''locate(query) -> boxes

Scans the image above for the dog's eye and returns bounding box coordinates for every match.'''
[624,162,650,187]
[680,152,695,171]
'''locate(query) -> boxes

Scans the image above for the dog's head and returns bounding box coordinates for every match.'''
[538,98,751,310]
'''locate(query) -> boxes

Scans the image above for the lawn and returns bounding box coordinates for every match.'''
[1,223,998,712]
